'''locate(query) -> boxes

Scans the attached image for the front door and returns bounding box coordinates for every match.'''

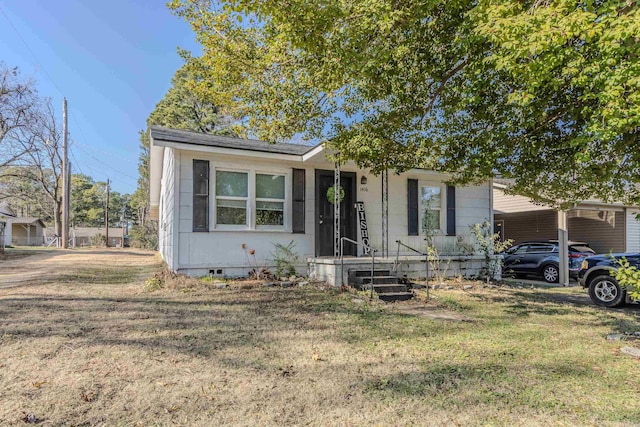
[315,170,357,257]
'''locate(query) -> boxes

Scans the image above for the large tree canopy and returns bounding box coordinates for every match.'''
[168,0,640,207]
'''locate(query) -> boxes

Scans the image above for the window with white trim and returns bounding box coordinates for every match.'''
[420,185,444,234]
[256,173,285,227]
[215,171,248,225]
[213,168,288,230]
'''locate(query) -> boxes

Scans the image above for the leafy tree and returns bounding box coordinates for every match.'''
[71,175,130,228]
[168,0,640,206]
[131,63,239,248]
[148,64,240,135]
[129,130,151,227]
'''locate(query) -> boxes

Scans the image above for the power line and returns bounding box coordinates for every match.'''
[74,143,139,184]
[69,145,85,176]
[1,4,141,191]
[73,138,138,165]
[0,4,65,96]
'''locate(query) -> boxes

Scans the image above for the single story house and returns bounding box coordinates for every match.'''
[11,217,46,246]
[493,182,640,254]
[149,126,495,284]
[0,203,16,249]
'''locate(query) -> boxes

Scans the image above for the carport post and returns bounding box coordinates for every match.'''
[558,210,569,287]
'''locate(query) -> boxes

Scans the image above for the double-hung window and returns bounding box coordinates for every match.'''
[420,185,443,234]
[255,173,285,228]
[215,171,248,226]
[212,168,288,230]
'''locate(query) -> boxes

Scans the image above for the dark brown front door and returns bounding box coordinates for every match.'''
[315,170,357,257]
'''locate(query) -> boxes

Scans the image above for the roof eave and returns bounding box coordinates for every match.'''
[152,138,307,162]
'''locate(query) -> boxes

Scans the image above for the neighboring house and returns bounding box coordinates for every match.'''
[149,126,495,283]
[0,202,16,248]
[44,227,127,247]
[11,217,46,246]
[493,182,640,254]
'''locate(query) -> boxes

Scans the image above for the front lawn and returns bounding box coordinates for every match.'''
[1,250,639,425]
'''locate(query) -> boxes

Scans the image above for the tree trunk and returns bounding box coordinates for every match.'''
[54,198,62,238]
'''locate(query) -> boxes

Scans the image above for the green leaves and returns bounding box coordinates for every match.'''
[615,258,640,302]
[169,0,640,207]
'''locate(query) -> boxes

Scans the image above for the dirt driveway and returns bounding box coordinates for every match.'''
[0,248,158,289]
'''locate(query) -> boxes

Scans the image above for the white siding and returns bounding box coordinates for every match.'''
[177,151,314,275]
[0,216,12,247]
[493,187,549,214]
[171,149,492,275]
[627,209,640,252]
[158,147,177,270]
[336,170,491,256]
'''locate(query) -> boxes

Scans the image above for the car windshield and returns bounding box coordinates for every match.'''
[570,245,595,254]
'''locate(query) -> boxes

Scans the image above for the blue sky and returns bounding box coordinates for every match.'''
[0,0,200,194]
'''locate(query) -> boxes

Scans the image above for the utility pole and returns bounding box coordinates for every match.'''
[61,98,69,248]
[105,178,110,248]
[121,205,126,248]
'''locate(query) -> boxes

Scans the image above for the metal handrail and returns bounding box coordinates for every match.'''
[340,237,377,300]
[395,240,430,301]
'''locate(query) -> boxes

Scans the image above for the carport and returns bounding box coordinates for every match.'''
[494,207,626,254]
[494,182,640,285]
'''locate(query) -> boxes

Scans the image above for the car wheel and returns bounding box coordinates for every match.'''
[542,265,559,283]
[588,275,625,307]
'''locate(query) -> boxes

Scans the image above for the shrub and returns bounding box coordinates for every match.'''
[470,220,513,280]
[271,241,299,278]
[615,257,640,301]
[90,233,107,247]
[129,221,158,250]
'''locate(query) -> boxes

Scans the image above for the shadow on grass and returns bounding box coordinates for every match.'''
[475,287,640,334]
[362,359,594,412]
[0,287,401,365]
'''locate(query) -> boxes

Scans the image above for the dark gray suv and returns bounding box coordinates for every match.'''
[502,241,596,283]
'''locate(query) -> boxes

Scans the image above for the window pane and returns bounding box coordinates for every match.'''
[421,186,441,209]
[422,210,440,232]
[217,199,246,225]
[256,201,284,226]
[256,174,285,199]
[193,196,208,231]
[216,171,248,197]
[528,244,554,252]
[194,161,209,196]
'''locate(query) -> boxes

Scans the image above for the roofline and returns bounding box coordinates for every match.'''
[152,139,307,162]
[301,144,326,162]
[150,125,318,156]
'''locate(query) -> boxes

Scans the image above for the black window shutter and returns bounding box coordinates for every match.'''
[292,169,305,233]
[446,184,456,236]
[193,160,209,232]
[408,179,418,236]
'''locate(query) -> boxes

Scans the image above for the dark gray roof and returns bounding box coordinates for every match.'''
[150,126,317,156]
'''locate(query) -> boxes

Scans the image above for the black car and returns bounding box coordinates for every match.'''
[578,253,640,307]
[503,241,596,283]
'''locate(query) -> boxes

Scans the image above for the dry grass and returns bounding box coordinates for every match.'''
[1,248,640,426]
